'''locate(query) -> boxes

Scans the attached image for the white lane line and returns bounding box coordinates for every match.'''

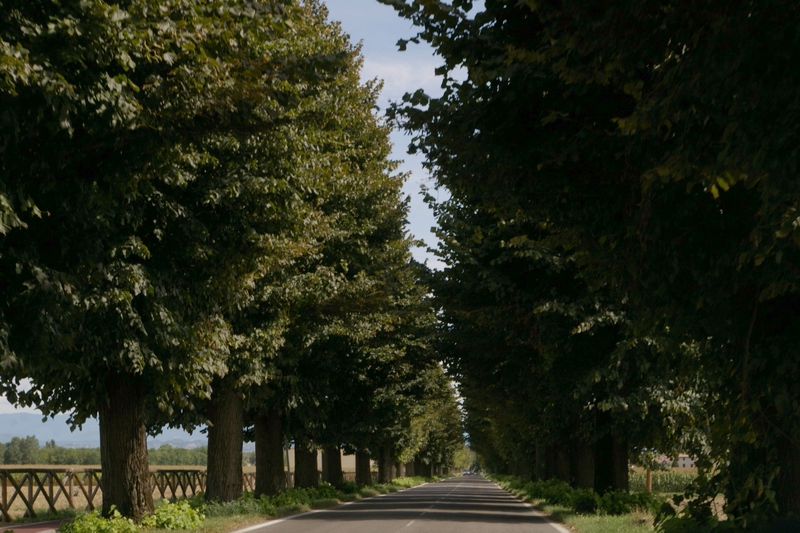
[231,509,326,531]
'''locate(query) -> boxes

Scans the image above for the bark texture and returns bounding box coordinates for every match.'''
[535,443,555,480]
[355,451,372,485]
[98,372,153,521]
[377,446,394,483]
[254,406,286,497]
[205,387,243,502]
[414,458,432,478]
[294,445,318,488]
[555,445,571,484]
[571,441,595,489]
[594,435,629,493]
[321,445,343,486]
[776,433,800,514]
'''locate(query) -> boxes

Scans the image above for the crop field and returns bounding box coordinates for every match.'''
[629,468,697,494]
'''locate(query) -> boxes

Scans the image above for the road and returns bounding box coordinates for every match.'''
[236,476,570,533]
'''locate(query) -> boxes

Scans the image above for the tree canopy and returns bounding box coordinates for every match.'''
[1,0,463,519]
[381,0,800,527]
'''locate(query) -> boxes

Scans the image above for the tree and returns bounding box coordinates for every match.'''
[0,0,343,519]
[380,0,800,525]
[3,436,39,465]
[221,1,443,495]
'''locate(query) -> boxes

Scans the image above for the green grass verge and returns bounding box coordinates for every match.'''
[536,501,655,533]
[309,498,339,509]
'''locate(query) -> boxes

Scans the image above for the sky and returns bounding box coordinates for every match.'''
[322,0,448,265]
[0,0,448,417]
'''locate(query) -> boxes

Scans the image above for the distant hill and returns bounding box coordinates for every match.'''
[0,413,214,449]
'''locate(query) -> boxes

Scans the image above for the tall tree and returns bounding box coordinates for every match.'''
[381,0,800,526]
[0,0,341,519]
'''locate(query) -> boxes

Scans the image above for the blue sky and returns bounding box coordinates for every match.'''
[323,0,447,266]
[0,0,447,416]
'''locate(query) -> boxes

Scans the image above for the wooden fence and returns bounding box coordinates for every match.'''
[0,468,256,522]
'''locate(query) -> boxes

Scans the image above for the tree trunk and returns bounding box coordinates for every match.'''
[415,458,432,478]
[534,444,556,480]
[377,446,394,483]
[395,462,405,478]
[594,434,628,493]
[322,445,343,486]
[254,406,286,497]
[775,433,800,514]
[555,445,571,484]
[404,461,415,477]
[294,445,318,488]
[98,372,153,522]
[355,451,372,485]
[571,440,595,489]
[594,433,614,493]
[611,437,629,492]
[205,387,243,502]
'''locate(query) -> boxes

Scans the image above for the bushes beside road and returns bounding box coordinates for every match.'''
[492,475,664,517]
[491,474,671,533]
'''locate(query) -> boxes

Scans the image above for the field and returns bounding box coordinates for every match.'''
[629,467,697,493]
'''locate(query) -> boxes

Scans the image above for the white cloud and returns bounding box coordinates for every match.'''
[0,379,37,414]
[362,57,443,105]
[0,396,37,414]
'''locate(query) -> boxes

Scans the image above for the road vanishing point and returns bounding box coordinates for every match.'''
[237,476,570,533]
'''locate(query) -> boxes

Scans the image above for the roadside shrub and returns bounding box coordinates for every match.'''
[59,508,138,533]
[598,490,634,515]
[627,491,664,514]
[337,481,360,494]
[268,488,313,508]
[306,482,339,500]
[141,501,204,530]
[570,488,600,514]
[539,480,573,506]
[199,492,263,517]
[490,474,665,517]
[337,492,358,502]
[391,477,427,488]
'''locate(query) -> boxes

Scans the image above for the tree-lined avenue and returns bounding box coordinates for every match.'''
[240,476,568,533]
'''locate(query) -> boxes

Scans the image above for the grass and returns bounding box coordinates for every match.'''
[2,508,78,525]
[489,474,664,533]
[536,501,655,533]
[151,515,266,533]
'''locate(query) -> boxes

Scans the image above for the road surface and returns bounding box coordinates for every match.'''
[236,475,570,533]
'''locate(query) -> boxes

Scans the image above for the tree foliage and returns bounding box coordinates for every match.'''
[2,435,39,464]
[1,0,462,517]
[381,0,800,526]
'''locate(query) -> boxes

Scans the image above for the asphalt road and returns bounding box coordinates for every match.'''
[236,475,570,533]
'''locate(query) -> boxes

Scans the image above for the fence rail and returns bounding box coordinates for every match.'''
[0,468,256,522]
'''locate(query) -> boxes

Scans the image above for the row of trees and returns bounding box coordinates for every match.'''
[1,436,40,465]
[0,438,207,466]
[381,0,800,529]
[0,0,463,522]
